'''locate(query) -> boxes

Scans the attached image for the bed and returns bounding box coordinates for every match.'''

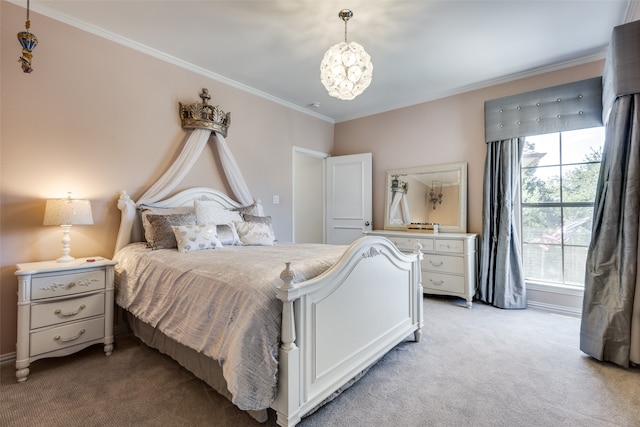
[113,186,423,426]
[111,89,423,425]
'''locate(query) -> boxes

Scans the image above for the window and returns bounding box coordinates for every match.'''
[520,127,605,287]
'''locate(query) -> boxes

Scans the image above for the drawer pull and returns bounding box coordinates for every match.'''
[54,304,86,317]
[429,279,444,286]
[54,329,85,343]
[429,260,444,267]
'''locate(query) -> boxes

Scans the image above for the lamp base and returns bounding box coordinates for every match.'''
[56,255,75,263]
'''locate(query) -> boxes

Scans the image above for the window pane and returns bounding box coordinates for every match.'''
[563,207,593,246]
[523,243,562,283]
[562,127,605,164]
[523,133,560,167]
[562,163,600,202]
[522,207,561,243]
[522,166,560,203]
[563,246,589,286]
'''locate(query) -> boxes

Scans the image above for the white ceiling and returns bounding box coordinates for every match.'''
[21,1,639,123]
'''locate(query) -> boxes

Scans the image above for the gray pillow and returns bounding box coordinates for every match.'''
[145,212,196,250]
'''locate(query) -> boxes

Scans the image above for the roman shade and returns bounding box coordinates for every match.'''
[484,77,603,142]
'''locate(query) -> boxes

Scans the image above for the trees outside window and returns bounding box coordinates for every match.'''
[521,127,604,287]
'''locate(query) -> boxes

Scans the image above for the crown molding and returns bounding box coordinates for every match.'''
[9,0,335,124]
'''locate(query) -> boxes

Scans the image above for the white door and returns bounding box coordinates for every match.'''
[325,153,372,244]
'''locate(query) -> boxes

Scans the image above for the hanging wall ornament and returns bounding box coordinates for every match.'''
[17,0,38,74]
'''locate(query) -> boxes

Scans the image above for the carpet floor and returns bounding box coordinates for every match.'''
[2,296,640,426]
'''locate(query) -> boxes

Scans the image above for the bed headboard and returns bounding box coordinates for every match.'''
[114,187,250,256]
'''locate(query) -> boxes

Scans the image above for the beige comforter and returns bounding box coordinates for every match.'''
[114,242,347,410]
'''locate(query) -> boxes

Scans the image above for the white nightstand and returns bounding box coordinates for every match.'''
[15,257,117,382]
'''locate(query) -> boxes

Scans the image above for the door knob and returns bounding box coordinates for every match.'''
[365,221,370,226]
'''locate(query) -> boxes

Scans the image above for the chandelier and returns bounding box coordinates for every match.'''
[320,9,373,101]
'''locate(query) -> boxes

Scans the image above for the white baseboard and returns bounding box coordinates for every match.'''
[527,300,582,317]
[0,351,16,366]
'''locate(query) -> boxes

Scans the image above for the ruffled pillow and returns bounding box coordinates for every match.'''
[144,212,196,250]
[195,200,243,225]
[234,221,275,246]
[172,223,223,253]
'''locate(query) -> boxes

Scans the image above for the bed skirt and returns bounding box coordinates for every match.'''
[125,311,269,422]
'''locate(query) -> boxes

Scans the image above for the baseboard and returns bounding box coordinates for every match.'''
[527,300,582,318]
[0,351,16,366]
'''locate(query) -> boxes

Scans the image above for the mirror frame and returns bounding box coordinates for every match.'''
[384,162,468,233]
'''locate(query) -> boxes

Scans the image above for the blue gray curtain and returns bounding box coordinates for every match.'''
[580,94,640,367]
[478,138,527,309]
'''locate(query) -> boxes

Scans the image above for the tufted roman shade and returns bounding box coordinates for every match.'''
[484,77,603,142]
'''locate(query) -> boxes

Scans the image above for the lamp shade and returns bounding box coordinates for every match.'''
[43,198,94,226]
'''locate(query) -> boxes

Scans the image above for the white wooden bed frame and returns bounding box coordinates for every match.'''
[115,187,423,426]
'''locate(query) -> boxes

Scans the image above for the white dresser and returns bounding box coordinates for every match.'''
[366,230,477,308]
[15,257,116,382]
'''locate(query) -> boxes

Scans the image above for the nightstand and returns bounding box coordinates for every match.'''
[15,257,117,382]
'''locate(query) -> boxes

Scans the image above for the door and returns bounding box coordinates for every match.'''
[325,153,372,244]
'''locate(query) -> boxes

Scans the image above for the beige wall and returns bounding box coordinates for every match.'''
[0,2,333,356]
[333,60,605,235]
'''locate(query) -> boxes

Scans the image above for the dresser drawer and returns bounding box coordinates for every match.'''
[423,272,465,294]
[31,269,105,300]
[31,293,105,329]
[387,236,434,252]
[435,239,464,254]
[30,317,105,357]
[422,254,464,275]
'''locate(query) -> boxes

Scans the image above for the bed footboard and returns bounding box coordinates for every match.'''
[272,236,423,427]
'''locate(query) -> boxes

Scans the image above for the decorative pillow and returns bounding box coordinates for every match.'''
[233,202,261,216]
[172,223,223,253]
[216,223,241,246]
[194,200,243,225]
[234,221,275,246]
[141,206,194,243]
[243,214,276,241]
[144,212,197,250]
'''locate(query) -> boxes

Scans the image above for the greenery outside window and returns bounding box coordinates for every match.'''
[521,127,605,288]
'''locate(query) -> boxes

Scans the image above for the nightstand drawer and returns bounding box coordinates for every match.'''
[423,272,465,294]
[435,239,464,254]
[422,254,464,275]
[31,293,105,329]
[30,317,105,357]
[31,269,105,300]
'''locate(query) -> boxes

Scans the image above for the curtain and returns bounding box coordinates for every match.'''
[478,138,527,309]
[580,94,640,367]
[212,132,253,206]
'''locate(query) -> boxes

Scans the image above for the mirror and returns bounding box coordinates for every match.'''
[384,162,467,233]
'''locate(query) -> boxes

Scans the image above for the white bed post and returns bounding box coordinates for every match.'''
[413,242,424,342]
[274,262,302,427]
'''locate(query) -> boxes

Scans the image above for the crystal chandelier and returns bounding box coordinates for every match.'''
[320,9,373,100]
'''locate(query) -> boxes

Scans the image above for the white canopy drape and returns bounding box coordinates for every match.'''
[114,128,254,255]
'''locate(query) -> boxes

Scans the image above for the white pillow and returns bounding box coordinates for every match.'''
[171,223,223,253]
[194,200,243,225]
[234,221,275,246]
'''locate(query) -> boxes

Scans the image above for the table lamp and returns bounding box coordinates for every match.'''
[43,193,94,262]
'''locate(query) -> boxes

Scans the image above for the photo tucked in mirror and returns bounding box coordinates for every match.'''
[384,162,467,233]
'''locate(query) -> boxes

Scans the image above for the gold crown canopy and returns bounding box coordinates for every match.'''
[179,88,231,137]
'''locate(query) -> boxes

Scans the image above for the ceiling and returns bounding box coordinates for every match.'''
[21,1,639,123]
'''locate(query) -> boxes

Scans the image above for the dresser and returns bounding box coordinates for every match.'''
[15,257,117,382]
[366,231,477,308]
